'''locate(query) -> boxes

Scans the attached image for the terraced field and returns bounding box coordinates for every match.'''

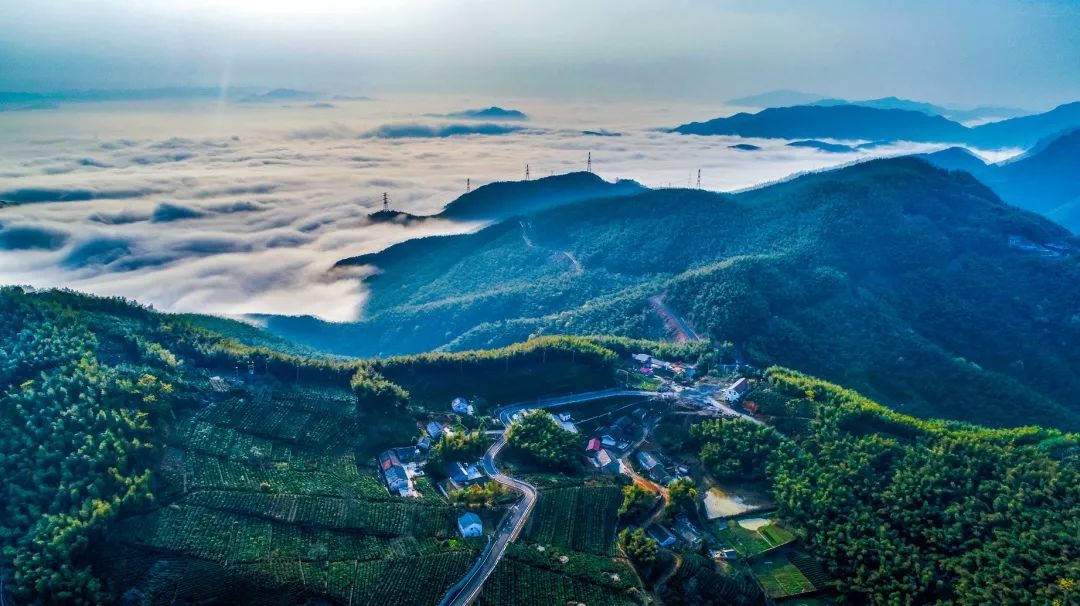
[107,382,478,605]
[523,483,623,554]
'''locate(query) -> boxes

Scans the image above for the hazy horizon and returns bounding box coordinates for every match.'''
[2,0,1078,108]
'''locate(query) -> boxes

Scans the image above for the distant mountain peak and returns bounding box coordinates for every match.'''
[239,88,321,103]
[673,100,1080,149]
[726,89,825,107]
[437,171,645,221]
[440,106,528,120]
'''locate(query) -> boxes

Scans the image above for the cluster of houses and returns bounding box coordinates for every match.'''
[586,438,625,474]
[633,446,689,486]
[376,395,489,540]
[444,460,485,492]
[377,446,424,498]
[645,514,705,551]
[631,353,697,380]
[583,407,653,475]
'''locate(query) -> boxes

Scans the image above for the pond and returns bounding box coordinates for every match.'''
[703,486,773,519]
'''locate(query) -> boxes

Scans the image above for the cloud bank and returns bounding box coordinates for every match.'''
[0,94,983,321]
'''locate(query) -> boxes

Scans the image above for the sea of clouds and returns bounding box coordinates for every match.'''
[0,95,1018,321]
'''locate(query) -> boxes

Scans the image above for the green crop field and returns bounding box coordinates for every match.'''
[715,519,796,556]
[760,522,797,546]
[752,556,818,599]
[479,544,640,606]
[106,381,480,605]
[524,483,623,554]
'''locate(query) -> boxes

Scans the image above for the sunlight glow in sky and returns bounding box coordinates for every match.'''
[1,0,1077,107]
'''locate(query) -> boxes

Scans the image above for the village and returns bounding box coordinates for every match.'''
[371,350,829,604]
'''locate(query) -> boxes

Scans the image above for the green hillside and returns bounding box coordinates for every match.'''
[0,286,623,605]
[267,158,1080,430]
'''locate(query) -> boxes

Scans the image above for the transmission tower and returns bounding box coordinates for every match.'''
[382,192,389,211]
[697,169,701,189]
[466,178,471,193]
[587,152,592,173]
[525,164,530,180]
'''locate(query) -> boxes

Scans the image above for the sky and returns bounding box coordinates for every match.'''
[1,0,1078,108]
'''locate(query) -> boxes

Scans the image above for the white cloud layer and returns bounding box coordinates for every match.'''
[0,95,989,321]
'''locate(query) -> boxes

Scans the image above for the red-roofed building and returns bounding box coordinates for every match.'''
[744,401,759,414]
[586,438,602,453]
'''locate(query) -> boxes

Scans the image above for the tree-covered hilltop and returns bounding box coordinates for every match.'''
[0,286,633,604]
[690,367,1079,605]
[267,158,1080,431]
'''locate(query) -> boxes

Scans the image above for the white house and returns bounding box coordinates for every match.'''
[724,378,751,403]
[636,450,662,472]
[594,449,625,475]
[457,512,483,538]
[451,397,474,415]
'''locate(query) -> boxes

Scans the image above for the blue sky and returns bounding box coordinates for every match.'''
[1,0,1078,108]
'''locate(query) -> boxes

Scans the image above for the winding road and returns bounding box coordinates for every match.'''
[648,294,703,343]
[439,388,657,606]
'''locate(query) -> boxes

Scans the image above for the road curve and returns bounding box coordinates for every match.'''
[439,388,657,606]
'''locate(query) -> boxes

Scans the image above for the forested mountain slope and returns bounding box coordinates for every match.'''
[697,367,1080,605]
[266,158,1080,430]
[919,129,1080,233]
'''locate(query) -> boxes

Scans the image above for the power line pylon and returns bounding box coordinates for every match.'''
[525,164,530,180]
[382,192,388,211]
[587,152,592,173]
[697,169,701,189]
[466,178,471,193]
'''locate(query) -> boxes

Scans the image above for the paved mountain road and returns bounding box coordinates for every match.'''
[439,388,657,606]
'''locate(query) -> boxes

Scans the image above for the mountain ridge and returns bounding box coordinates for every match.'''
[919,129,1080,232]
[264,158,1080,430]
[673,101,1080,149]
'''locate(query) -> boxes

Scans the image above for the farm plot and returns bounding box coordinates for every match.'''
[185,388,360,449]
[715,518,796,556]
[524,484,623,554]
[112,503,455,566]
[789,551,832,590]
[660,553,763,606]
[228,545,479,606]
[751,555,818,599]
[182,490,456,536]
[479,545,639,606]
